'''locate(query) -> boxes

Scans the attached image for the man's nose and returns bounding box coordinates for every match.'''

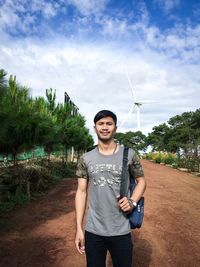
[102,124,108,130]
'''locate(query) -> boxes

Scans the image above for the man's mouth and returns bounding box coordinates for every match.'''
[100,132,109,135]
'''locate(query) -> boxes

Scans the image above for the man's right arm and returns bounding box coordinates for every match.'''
[75,177,88,254]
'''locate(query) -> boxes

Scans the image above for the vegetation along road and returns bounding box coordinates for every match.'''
[0,160,200,267]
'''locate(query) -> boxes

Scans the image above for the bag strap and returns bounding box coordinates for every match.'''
[120,147,129,197]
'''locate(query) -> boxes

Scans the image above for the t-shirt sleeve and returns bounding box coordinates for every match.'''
[76,156,88,179]
[129,150,144,178]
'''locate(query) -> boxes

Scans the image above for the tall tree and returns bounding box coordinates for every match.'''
[0,69,7,98]
[46,88,56,113]
[147,123,170,152]
[167,111,200,154]
[59,115,93,160]
[0,76,57,164]
[0,75,31,164]
[147,110,200,154]
[115,131,147,153]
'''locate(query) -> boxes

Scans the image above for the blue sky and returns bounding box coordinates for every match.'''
[0,0,200,140]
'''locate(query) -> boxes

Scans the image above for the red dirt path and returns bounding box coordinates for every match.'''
[0,160,200,267]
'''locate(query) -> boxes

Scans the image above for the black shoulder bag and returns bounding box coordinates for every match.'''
[120,147,144,229]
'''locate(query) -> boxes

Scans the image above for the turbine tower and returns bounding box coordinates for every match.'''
[119,71,155,132]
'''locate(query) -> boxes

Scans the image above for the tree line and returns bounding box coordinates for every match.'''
[0,68,94,165]
[147,110,200,155]
[115,109,200,156]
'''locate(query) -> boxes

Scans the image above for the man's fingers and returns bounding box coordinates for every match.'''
[75,239,85,255]
[119,197,132,212]
[119,197,129,207]
[79,239,85,254]
[80,245,85,254]
[75,240,81,253]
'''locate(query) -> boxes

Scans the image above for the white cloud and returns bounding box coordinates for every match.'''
[98,1,149,38]
[193,3,200,20]
[153,0,180,13]
[0,0,21,29]
[99,17,129,36]
[142,23,200,63]
[68,0,108,15]
[0,0,61,35]
[31,0,58,18]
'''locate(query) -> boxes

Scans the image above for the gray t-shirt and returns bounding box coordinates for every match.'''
[76,145,144,236]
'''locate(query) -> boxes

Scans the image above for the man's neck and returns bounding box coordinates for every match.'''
[97,140,118,155]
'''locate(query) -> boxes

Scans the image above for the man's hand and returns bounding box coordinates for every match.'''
[118,197,134,213]
[75,229,85,255]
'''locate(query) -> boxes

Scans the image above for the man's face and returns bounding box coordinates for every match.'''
[94,116,117,142]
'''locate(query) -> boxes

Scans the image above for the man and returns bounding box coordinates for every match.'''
[75,110,146,267]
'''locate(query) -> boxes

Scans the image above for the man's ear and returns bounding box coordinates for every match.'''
[94,125,97,133]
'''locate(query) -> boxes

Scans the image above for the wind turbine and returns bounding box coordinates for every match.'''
[119,71,156,132]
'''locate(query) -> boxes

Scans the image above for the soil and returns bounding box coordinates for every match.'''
[0,160,200,267]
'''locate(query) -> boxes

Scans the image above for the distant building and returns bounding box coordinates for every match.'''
[64,92,79,116]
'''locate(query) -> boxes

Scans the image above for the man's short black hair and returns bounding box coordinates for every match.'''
[94,110,117,125]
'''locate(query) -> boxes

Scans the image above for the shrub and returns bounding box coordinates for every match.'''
[0,159,76,212]
[177,156,200,172]
[145,151,177,165]
[145,151,200,173]
[163,153,177,165]
[147,152,163,163]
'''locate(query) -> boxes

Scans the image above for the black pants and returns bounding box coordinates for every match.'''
[85,231,133,267]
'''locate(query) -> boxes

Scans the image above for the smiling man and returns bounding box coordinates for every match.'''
[75,110,146,267]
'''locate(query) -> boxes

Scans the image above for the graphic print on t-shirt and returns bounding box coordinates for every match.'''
[88,163,122,187]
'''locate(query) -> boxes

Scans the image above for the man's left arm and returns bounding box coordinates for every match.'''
[129,152,147,203]
[119,176,146,213]
[119,153,146,213]
[130,176,146,203]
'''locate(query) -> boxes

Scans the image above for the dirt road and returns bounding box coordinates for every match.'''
[0,160,200,267]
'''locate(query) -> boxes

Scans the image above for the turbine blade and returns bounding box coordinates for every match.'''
[119,103,135,129]
[124,69,137,102]
[136,100,158,104]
